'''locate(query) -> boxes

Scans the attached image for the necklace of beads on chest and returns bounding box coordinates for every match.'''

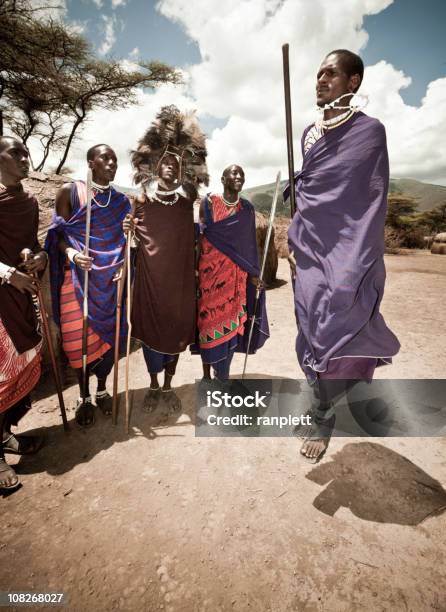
[91,180,112,208]
[152,192,179,205]
[222,195,239,208]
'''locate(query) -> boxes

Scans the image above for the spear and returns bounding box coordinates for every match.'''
[242,171,281,380]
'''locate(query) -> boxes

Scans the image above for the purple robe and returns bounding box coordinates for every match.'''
[287,112,400,380]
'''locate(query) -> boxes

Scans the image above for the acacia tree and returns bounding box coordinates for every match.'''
[417,203,446,235]
[386,194,425,249]
[0,1,88,138]
[53,59,180,174]
[34,107,69,171]
[0,0,181,172]
[386,194,419,229]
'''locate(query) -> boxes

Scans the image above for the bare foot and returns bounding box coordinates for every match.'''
[161,389,182,415]
[142,388,161,414]
[0,458,20,491]
[300,438,329,463]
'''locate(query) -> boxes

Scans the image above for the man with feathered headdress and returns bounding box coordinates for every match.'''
[125,105,208,415]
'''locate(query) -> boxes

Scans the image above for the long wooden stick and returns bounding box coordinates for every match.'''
[242,171,281,380]
[111,212,133,425]
[282,43,296,219]
[111,268,125,425]
[81,169,93,405]
[124,229,133,433]
[21,249,69,431]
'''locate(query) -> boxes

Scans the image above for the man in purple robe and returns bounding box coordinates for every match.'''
[286,49,400,462]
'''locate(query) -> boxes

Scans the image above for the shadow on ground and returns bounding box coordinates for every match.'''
[18,375,298,478]
[307,441,446,525]
[15,382,197,478]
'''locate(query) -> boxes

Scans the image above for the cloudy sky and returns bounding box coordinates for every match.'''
[28,0,446,189]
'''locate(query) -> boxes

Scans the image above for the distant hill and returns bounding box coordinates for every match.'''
[388,179,446,213]
[242,177,446,217]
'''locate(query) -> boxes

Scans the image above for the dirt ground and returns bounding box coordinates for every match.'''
[1,252,446,612]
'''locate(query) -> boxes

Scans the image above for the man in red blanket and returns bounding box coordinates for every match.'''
[0,136,47,491]
[195,164,269,382]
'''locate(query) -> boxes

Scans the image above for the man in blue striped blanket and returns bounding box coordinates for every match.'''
[46,144,131,427]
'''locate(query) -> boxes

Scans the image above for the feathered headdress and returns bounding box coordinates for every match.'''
[131,105,209,191]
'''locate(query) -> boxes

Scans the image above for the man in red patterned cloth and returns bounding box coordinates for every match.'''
[0,136,47,492]
[195,164,269,382]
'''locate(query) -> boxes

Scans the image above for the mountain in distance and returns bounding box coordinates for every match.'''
[388,178,446,212]
[242,177,446,217]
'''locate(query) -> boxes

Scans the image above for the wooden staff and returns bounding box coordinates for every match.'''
[124,225,133,433]
[111,260,126,425]
[21,249,69,431]
[282,43,297,218]
[81,169,93,407]
[112,199,135,426]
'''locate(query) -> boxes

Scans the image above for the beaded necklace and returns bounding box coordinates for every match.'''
[222,195,240,208]
[91,180,112,208]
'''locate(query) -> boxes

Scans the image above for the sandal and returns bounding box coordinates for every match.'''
[142,388,161,414]
[0,458,20,491]
[75,398,95,428]
[2,433,44,456]
[95,391,113,416]
[161,389,182,415]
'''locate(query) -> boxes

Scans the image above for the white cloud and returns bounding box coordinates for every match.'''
[111,0,128,7]
[29,0,67,21]
[26,0,446,189]
[92,0,103,8]
[364,63,446,184]
[27,83,196,186]
[119,58,140,72]
[154,0,446,188]
[67,19,88,34]
[129,47,140,59]
[98,14,117,56]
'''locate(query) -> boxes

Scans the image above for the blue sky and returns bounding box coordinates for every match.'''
[362,0,446,106]
[50,0,446,188]
[68,0,200,66]
[67,0,446,107]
